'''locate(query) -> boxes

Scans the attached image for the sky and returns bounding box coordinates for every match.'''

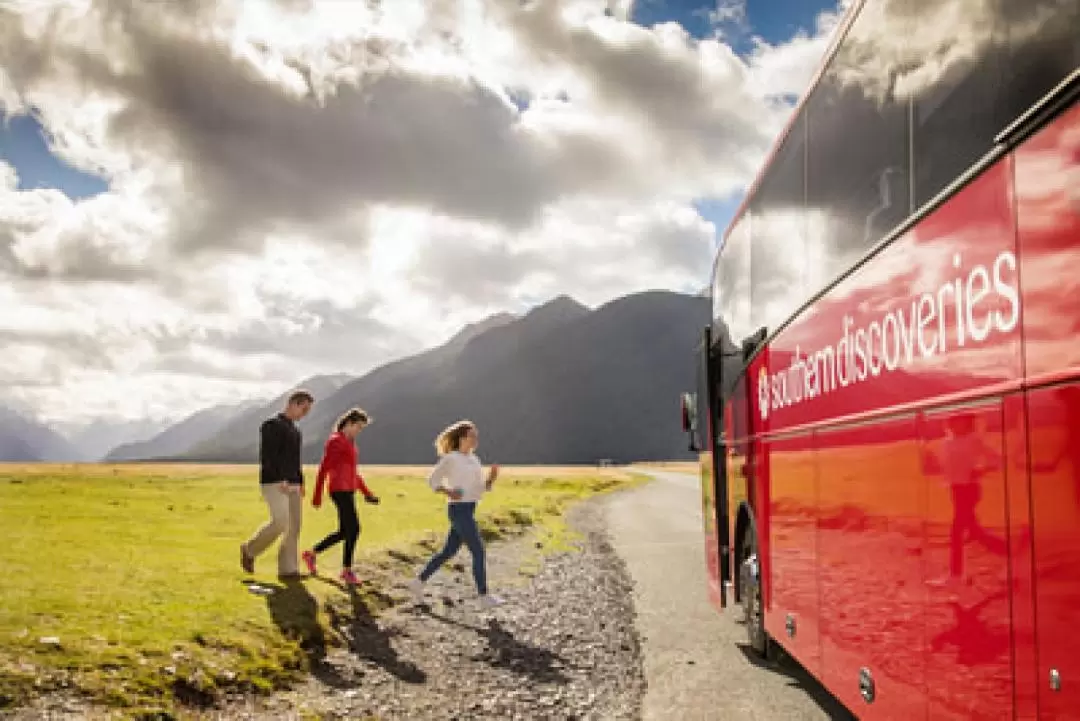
[0,0,844,428]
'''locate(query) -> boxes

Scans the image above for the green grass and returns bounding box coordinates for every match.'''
[0,463,640,717]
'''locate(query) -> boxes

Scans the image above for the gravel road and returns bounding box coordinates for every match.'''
[607,469,857,721]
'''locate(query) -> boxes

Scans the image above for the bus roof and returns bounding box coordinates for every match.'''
[719,0,865,250]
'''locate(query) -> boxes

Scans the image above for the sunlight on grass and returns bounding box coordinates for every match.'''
[0,463,638,715]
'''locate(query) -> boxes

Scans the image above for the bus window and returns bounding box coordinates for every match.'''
[751,117,807,335]
[999,0,1080,135]
[717,215,753,344]
[806,3,911,286]
[911,17,1004,208]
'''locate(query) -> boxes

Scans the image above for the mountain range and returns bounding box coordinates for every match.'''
[104,402,262,462]
[1,290,710,465]
[0,405,82,462]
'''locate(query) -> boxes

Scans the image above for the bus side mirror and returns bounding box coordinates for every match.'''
[741,326,767,362]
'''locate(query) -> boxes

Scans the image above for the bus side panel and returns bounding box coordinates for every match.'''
[1003,393,1037,721]
[699,447,724,612]
[763,432,821,677]
[816,416,927,720]
[1017,101,1080,721]
[920,402,1013,720]
[760,159,1023,432]
[750,434,771,616]
[1025,385,1080,721]
[728,385,753,601]
[761,152,1021,716]
[1018,102,1080,385]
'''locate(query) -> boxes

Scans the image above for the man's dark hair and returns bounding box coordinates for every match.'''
[287,389,315,406]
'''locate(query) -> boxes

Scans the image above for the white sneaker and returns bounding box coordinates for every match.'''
[407,578,426,600]
[479,594,503,609]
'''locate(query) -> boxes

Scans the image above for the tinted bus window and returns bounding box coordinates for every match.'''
[999,1,1080,133]
[751,118,806,335]
[806,2,911,284]
[910,7,1006,208]
[710,250,724,332]
[910,1,1079,207]
[710,251,738,371]
[717,216,753,344]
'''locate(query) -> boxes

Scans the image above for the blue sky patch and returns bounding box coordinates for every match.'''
[742,0,835,44]
[0,111,109,200]
[693,195,744,246]
[631,0,726,40]
[631,0,836,52]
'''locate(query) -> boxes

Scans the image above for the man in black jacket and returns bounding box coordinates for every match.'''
[240,389,314,578]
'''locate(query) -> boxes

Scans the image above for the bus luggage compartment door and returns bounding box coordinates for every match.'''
[1027,385,1080,721]
[920,402,1013,721]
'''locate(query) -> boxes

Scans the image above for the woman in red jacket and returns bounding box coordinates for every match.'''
[302,407,379,585]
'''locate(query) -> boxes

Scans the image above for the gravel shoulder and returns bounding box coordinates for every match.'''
[244,498,646,721]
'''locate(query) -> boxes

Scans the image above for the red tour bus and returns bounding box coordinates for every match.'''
[679,1,1079,719]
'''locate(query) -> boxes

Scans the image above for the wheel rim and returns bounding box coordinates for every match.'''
[741,549,763,650]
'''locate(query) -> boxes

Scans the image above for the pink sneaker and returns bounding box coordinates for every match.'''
[302,550,318,576]
[340,569,360,586]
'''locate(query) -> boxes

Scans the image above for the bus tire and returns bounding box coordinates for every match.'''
[740,527,769,659]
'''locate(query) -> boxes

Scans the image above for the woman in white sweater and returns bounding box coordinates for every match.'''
[408,419,502,608]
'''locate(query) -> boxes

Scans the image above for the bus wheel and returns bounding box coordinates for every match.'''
[740,529,769,658]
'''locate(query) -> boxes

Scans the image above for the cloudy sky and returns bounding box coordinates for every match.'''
[0,0,844,428]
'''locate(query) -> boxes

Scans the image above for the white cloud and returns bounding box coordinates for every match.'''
[0,0,847,426]
[0,159,15,190]
[706,1,747,37]
[407,197,715,311]
[1,186,167,280]
[745,5,846,100]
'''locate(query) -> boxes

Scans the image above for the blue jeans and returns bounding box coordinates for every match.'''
[419,502,487,595]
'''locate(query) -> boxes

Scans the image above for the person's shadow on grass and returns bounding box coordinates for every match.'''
[317,577,427,685]
[257,577,327,657]
[246,577,351,689]
[421,609,571,684]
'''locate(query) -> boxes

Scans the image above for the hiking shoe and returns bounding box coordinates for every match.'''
[340,569,360,586]
[479,594,504,610]
[240,544,254,574]
[302,550,318,576]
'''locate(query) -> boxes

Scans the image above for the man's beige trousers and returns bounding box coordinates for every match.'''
[246,484,302,575]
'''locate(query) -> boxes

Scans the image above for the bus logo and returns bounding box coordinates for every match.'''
[757,250,1020,420]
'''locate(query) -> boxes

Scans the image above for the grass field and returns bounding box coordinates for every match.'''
[0,463,643,716]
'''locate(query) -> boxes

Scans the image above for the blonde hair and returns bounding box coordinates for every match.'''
[434,420,476,456]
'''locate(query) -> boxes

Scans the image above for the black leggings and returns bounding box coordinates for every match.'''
[314,491,360,567]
